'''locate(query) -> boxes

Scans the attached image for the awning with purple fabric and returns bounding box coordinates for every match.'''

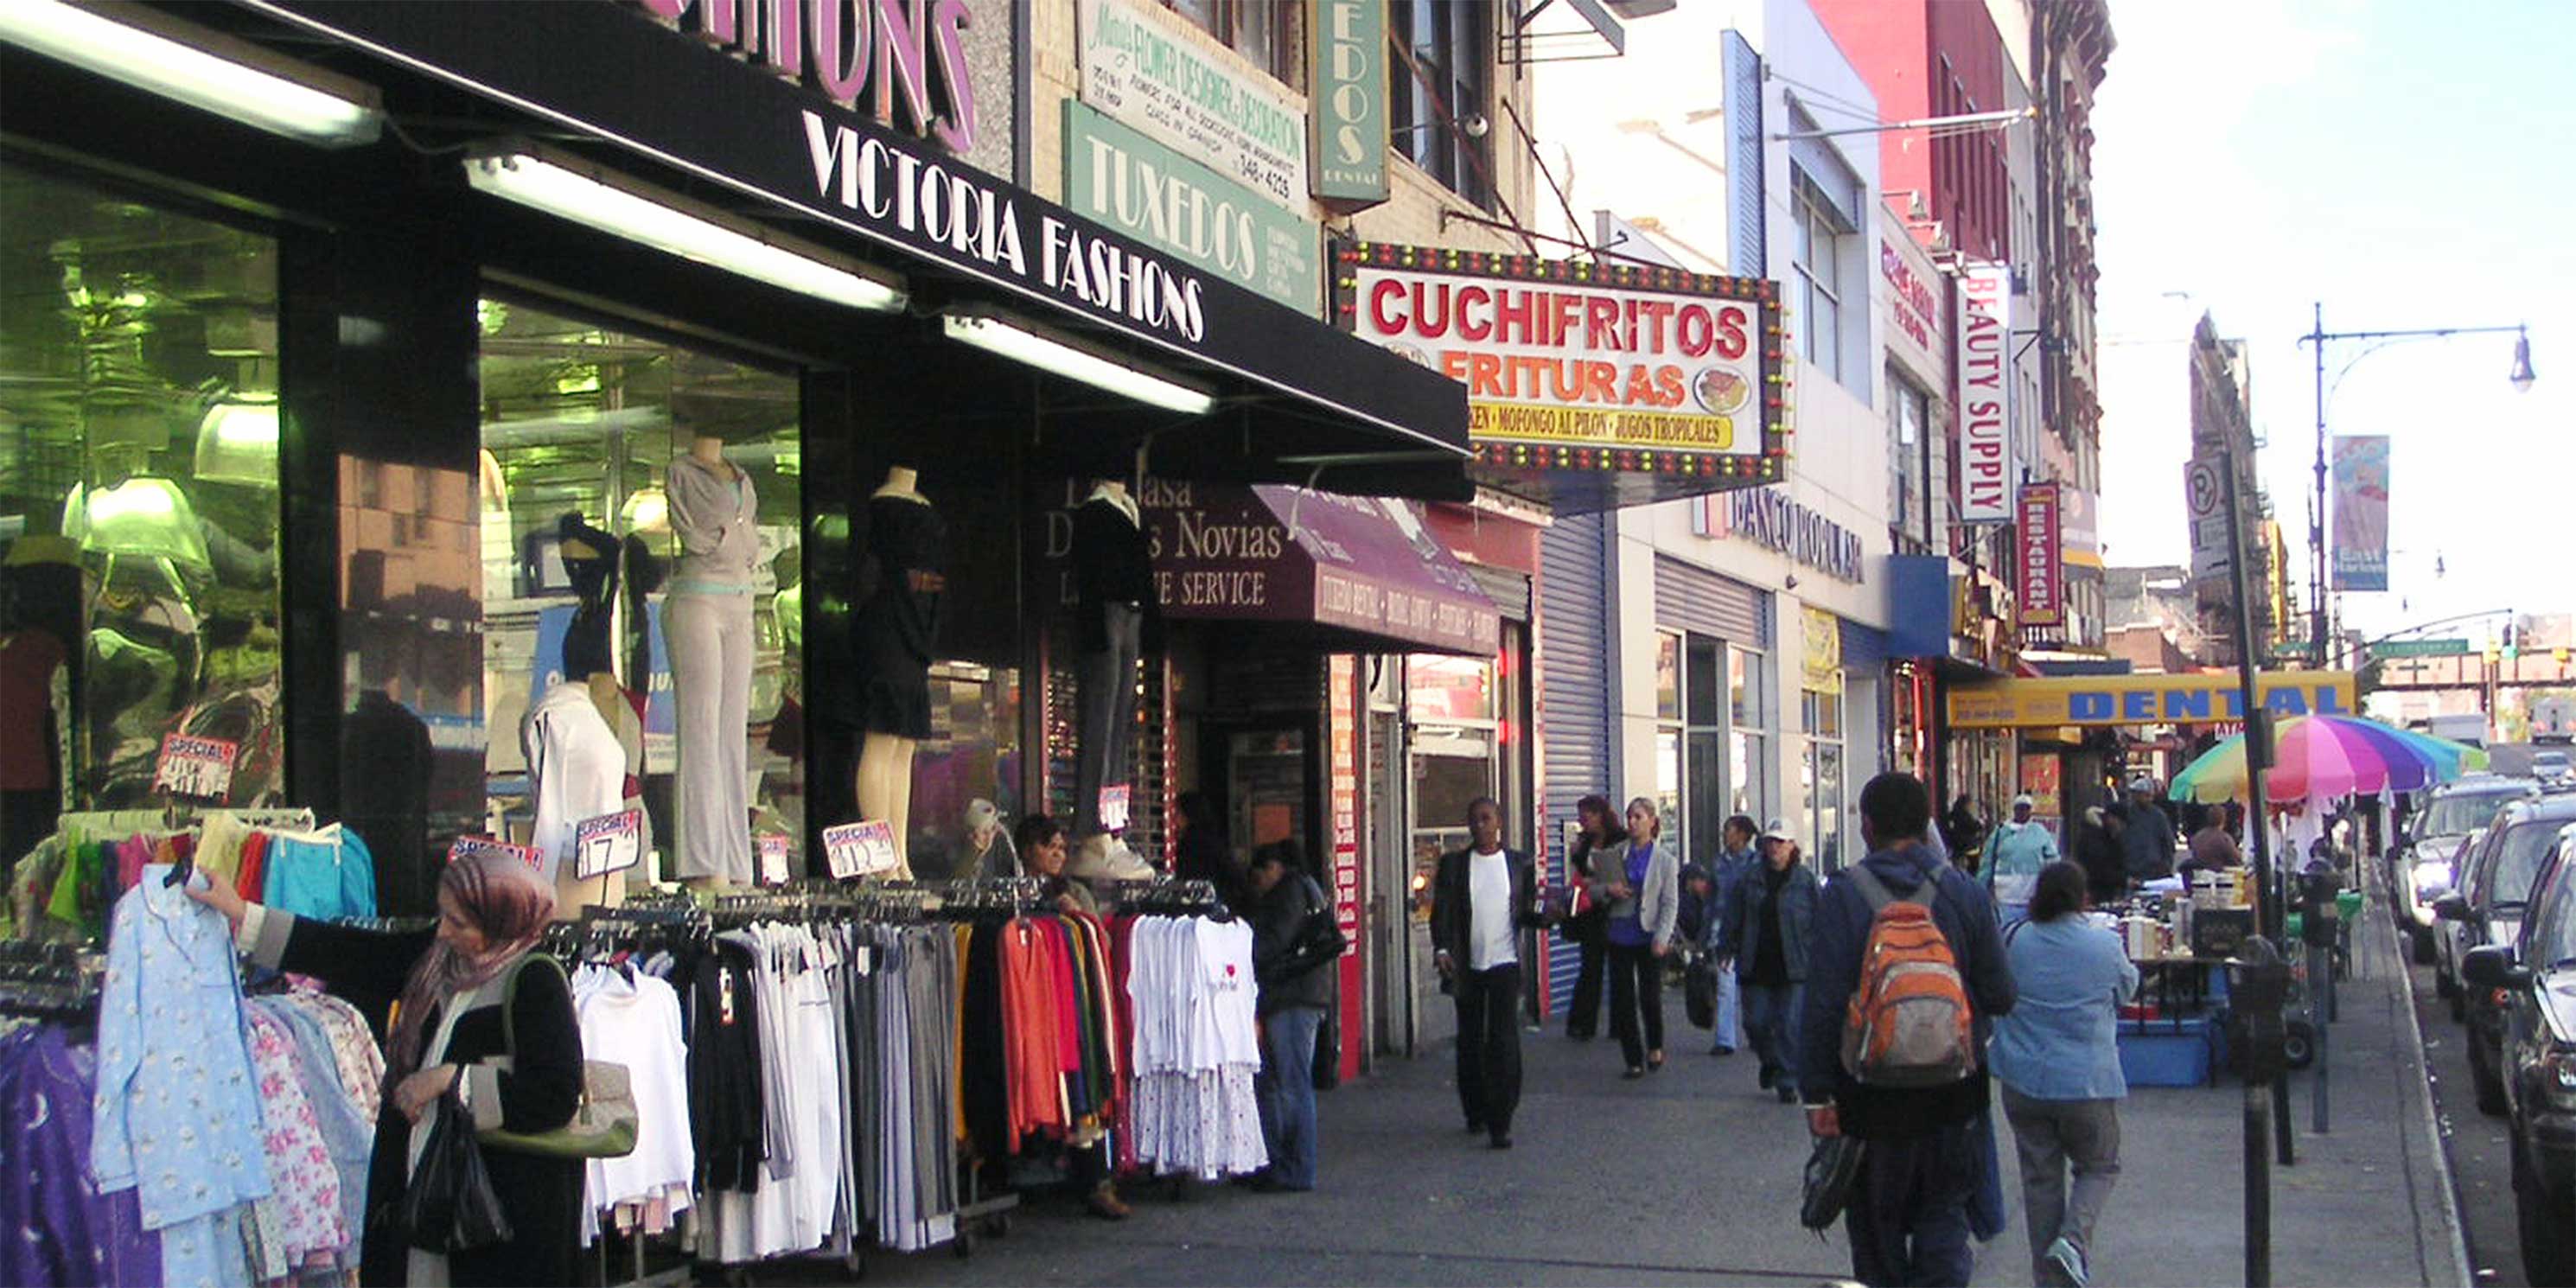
[1148,483,1502,655]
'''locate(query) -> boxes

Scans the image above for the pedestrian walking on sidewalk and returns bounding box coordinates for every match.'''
[1561,794,1624,1041]
[1247,841,1333,1192]
[1706,814,1759,1055]
[1991,861,2138,1287]
[1594,797,1680,1079]
[1800,772,2016,1288]
[1715,817,1819,1101]
[1430,796,1546,1149]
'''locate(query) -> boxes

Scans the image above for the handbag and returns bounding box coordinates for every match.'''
[1683,952,1718,1030]
[1800,1134,1865,1232]
[393,1091,514,1253]
[475,954,640,1160]
[1265,876,1348,986]
[1311,1008,1341,1092]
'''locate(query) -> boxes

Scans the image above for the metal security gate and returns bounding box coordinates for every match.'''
[1540,513,1616,1016]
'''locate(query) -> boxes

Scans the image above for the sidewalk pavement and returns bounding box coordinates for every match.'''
[799,904,2468,1286]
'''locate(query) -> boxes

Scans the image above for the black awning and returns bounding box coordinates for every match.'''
[233,0,1470,495]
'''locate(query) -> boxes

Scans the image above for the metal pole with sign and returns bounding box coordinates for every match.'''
[2222,432,2283,1286]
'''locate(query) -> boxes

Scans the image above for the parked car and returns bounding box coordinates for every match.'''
[2425,832,2484,1001]
[2399,777,2536,962]
[2438,794,2576,1114]
[2535,748,2572,787]
[2459,821,2576,1285]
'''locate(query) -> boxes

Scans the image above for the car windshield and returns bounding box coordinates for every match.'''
[2535,858,2576,968]
[2421,791,2525,837]
[2479,819,2573,910]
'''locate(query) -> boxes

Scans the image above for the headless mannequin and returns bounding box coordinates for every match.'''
[557,532,628,733]
[857,466,932,877]
[669,433,759,889]
[1072,478,1151,843]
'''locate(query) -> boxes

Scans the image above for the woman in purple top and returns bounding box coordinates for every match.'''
[1590,797,1682,1078]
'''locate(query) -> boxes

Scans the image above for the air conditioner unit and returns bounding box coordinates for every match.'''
[2011,265,2032,294]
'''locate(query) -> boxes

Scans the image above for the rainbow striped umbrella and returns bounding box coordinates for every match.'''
[2167,713,2489,806]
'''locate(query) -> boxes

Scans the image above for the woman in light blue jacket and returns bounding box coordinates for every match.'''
[1990,860,2139,1288]
[1592,797,1680,1078]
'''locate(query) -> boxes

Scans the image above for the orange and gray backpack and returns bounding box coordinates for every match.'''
[1840,862,1977,1087]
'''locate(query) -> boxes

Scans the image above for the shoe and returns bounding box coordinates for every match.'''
[2044,1236,2088,1287]
[1709,1044,1737,1056]
[1648,1051,1665,1072]
[1776,1083,1798,1103]
[1757,1064,1776,1089]
[1086,1183,1132,1221]
[1488,1132,1514,1150]
[1464,1119,1486,1135]
[1623,1067,1647,1080]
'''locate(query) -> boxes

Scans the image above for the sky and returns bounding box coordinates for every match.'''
[2088,0,2576,649]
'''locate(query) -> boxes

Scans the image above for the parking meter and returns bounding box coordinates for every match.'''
[2299,863,2340,947]
[2229,935,2292,1085]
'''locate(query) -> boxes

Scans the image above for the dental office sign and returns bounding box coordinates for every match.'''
[1079,0,1309,213]
[1948,671,2359,730]
[1308,0,1389,209]
[1954,259,2012,523]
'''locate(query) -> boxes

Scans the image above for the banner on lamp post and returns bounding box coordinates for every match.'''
[1954,260,2012,523]
[2018,481,2063,627]
[2330,435,2389,591]
[1307,0,1388,210]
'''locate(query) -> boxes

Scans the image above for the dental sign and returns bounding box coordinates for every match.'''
[629,0,982,155]
[1954,259,2012,523]
[1354,256,1778,463]
[1948,671,2359,730]
[1307,0,1390,209]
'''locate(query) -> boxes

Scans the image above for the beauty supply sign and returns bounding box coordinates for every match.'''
[1351,250,1782,465]
[1078,0,1309,214]
[1954,260,2012,523]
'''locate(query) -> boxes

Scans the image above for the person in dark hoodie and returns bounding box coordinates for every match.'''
[1799,772,2016,1288]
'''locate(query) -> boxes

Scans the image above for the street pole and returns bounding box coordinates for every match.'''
[2311,302,2331,673]
[2223,430,2281,1285]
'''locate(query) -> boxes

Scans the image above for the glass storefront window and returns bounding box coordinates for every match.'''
[1731,646,1764,727]
[903,660,1023,879]
[1804,687,1846,870]
[1,163,282,811]
[1731,730,1767,819]
[475,298,801,877]
[1406,654,1494,721]
[1654,631,1681,722]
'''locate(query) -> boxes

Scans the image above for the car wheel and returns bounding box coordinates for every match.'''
[2283,1021,2316,1071]
[2515,1138,2575,1286]
[2467,1032,2509,1117]
[2412,927,2439,965]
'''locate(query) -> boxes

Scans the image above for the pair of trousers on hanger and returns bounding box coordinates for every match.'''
[1074,602,1140,838]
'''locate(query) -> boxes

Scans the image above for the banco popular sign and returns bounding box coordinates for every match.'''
[1350,247,1785,474]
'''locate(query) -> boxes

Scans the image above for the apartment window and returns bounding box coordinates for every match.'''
[1390,0,1494,208]
[1889,371,1932,552]
[1162,0,1296,82]
[1791,174,1848,385]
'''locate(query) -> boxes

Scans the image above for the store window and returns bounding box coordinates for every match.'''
[1730,645,1769,818]
[1408,649,1502,887]
[1889,371,1932,552]
[1649,631,1731,864]
[902,660,1023,879]
[1391,0,1495,209]
[0,162,282,813]
[1653,630,1682,841]
[1802,687,1846,870]
[475,298,802,881]
[1163,0,1295,83]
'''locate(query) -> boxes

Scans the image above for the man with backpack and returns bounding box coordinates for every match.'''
[1799,773,2017,1288]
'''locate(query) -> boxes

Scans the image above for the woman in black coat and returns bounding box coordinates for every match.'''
[192,852,584,1286]
[1562,794,1625,1040]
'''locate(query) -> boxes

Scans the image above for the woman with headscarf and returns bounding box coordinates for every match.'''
[189,852,584,1285]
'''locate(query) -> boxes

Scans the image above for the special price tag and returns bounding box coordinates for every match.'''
[1098,783,1132,833]
[449,835,544,870]
[153,734,238,801]
[821,819,899,880]
[572,809,643,881]
[756,833,793,886]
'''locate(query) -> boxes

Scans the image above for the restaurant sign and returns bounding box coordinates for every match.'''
[1349,244,1786,480]
[1948,671,2358,730]
[2017,482,2062,627]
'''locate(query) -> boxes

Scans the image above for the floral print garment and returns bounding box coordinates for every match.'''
[245,1008,347,1268]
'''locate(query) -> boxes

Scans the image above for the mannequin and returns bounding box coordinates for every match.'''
[666,433,759,887]
[1072,479,1154,839]
[851,465,946,879]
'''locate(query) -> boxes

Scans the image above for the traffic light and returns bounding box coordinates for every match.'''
[2503,619,2519,661]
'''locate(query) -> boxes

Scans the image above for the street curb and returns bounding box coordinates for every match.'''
[2369,861,2477,1288]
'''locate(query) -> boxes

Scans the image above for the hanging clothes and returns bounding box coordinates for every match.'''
[0,1025,161,1288]
[572,962,694,1245]
[525,679,627,886]
[1123,915,1266,1181]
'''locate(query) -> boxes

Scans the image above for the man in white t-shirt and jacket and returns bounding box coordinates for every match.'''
[1430,796,1547,1150]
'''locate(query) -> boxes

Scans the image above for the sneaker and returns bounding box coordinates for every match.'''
[1488,1132,1513,1150]
[1086,1183,1132,1221]
[2044,1236,2088,1286]
[1757,1064,1776,1089]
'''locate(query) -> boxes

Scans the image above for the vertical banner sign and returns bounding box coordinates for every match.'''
[1954,261,2012,523]
[2018,482,2063,627]
[1327,654,1363,1081]
[2330,435,2390,591]
[1307,0,1388,209]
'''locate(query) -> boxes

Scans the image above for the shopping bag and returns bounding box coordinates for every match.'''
[393,1092,514,1253]
[1799,1134,1865,1233]
[1684,953,1718,1030]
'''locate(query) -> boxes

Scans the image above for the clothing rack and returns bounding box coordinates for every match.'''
[1100,877,1230,918]
[0,940,105,1017]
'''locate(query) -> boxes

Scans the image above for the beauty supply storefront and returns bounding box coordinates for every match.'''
[0,0,1470,913]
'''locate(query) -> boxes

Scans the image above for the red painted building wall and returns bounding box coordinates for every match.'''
[1811,0,2012,264]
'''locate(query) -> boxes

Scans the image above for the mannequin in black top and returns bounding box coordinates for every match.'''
[852,466,946,877]
[1072,481,1154,839]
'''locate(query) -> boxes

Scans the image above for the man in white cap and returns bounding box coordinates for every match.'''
[1983,794,2060,923]
[1714,817,1822,1102]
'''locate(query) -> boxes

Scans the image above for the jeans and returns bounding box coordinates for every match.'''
[1256,1006,1323,1189]
[1453,962,1523,1137]
[1566,935,1604,1036]
[1605,942,1665,1069]
[2001,1087,2122,1285]
[1846,1117,1980,1288]
[1741,981,1804,1092]
[1711,967,1743,1052]
[1074,601,1141,836]
[667,591,754,883]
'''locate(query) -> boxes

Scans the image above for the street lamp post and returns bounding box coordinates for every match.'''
[2303,304,2534,672]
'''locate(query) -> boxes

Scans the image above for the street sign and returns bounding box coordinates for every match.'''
[2369,638,2471,659]
[2186,457,2232,583]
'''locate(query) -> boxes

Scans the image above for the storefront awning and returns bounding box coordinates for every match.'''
[227,0,1472,500]
[1148,485,1502,655]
